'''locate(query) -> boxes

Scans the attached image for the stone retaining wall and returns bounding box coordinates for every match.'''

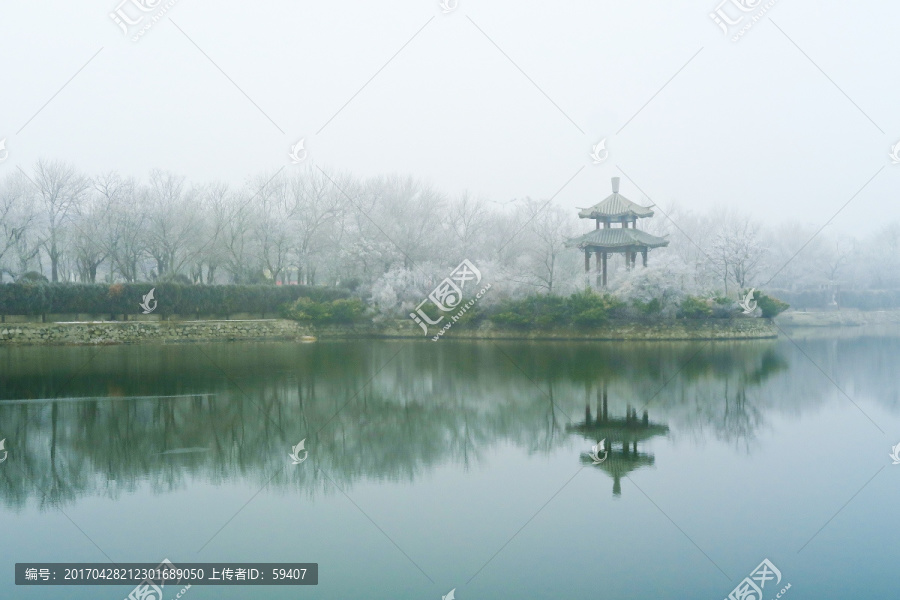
[0,317,778,346]
[0,319,313,345]
[0,313,269,323]
[320,318,779,341]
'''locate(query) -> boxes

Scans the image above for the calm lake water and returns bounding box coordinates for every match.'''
[1,332,899,599]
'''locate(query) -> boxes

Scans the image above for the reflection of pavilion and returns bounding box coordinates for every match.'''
[567,384,669,496]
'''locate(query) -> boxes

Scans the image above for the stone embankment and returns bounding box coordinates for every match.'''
[0,317,777,345]
[0,319,314,345]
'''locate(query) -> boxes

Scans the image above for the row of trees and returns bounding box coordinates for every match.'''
[1,160,897,309]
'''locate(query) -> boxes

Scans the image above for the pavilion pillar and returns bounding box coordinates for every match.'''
[584,250,590,275]
[602,253,608,287]
[642,249,648,267]
[595,251,602,288]
[602,383,608,421]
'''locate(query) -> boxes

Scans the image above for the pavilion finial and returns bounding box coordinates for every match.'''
[611,177,620,194]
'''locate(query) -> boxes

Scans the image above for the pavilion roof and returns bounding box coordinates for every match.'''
[580,451,655,477]
[565,228,669,250]
[567,419,669,444]
[578,193,655,220]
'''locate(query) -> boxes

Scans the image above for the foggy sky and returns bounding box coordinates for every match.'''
[1,0,898,233]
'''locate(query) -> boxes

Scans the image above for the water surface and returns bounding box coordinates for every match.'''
[1,335,898,598]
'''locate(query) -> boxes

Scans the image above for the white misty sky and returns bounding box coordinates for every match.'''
[1,0,898,233]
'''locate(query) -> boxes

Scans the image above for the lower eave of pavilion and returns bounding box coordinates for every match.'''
[565,228,669,252]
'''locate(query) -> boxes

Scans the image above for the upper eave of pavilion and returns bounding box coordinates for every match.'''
[578,193,655,220]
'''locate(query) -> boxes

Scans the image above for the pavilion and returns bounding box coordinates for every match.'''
[567,383,669,496]
[566,177,668,287]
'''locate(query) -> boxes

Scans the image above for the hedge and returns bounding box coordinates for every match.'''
[282,297,369,324]
[0,283,349,316]
[490,291,626,328]
[756,292,790,318]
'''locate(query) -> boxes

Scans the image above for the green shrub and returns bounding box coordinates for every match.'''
[711,295,739,318]
[756,292,790,318]
[678,296,713,319]
[632,297,662,316]
[573,307,610,327]
[283,297,368,324]
[489,291,624,329]
[0,283,350,316]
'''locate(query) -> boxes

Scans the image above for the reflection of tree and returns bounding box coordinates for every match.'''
[0,339,796,507]
[672,347,787,451]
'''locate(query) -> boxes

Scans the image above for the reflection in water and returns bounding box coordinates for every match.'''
[568,384,669,496]
[4,335,887,510]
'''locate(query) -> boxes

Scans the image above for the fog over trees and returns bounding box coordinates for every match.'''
[1,160,898,312]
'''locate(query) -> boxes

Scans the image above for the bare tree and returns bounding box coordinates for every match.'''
[710,211,764,296]
[251,173,293,283]
[94,172,145,282]
[70,193,109,282]
[368,175,445,270]
[32,160,90,282]
[0,171,38,281]
[517,198,578,293]
[143,170,201,279]
[286,168,344,285]
[443,191,491,259]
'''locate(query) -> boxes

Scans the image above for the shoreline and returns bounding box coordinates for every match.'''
[0,318,778,346]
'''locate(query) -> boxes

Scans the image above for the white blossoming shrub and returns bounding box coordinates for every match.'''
[611,256,695,317]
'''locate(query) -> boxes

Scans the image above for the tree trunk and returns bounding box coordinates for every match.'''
[50,239,59,282]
